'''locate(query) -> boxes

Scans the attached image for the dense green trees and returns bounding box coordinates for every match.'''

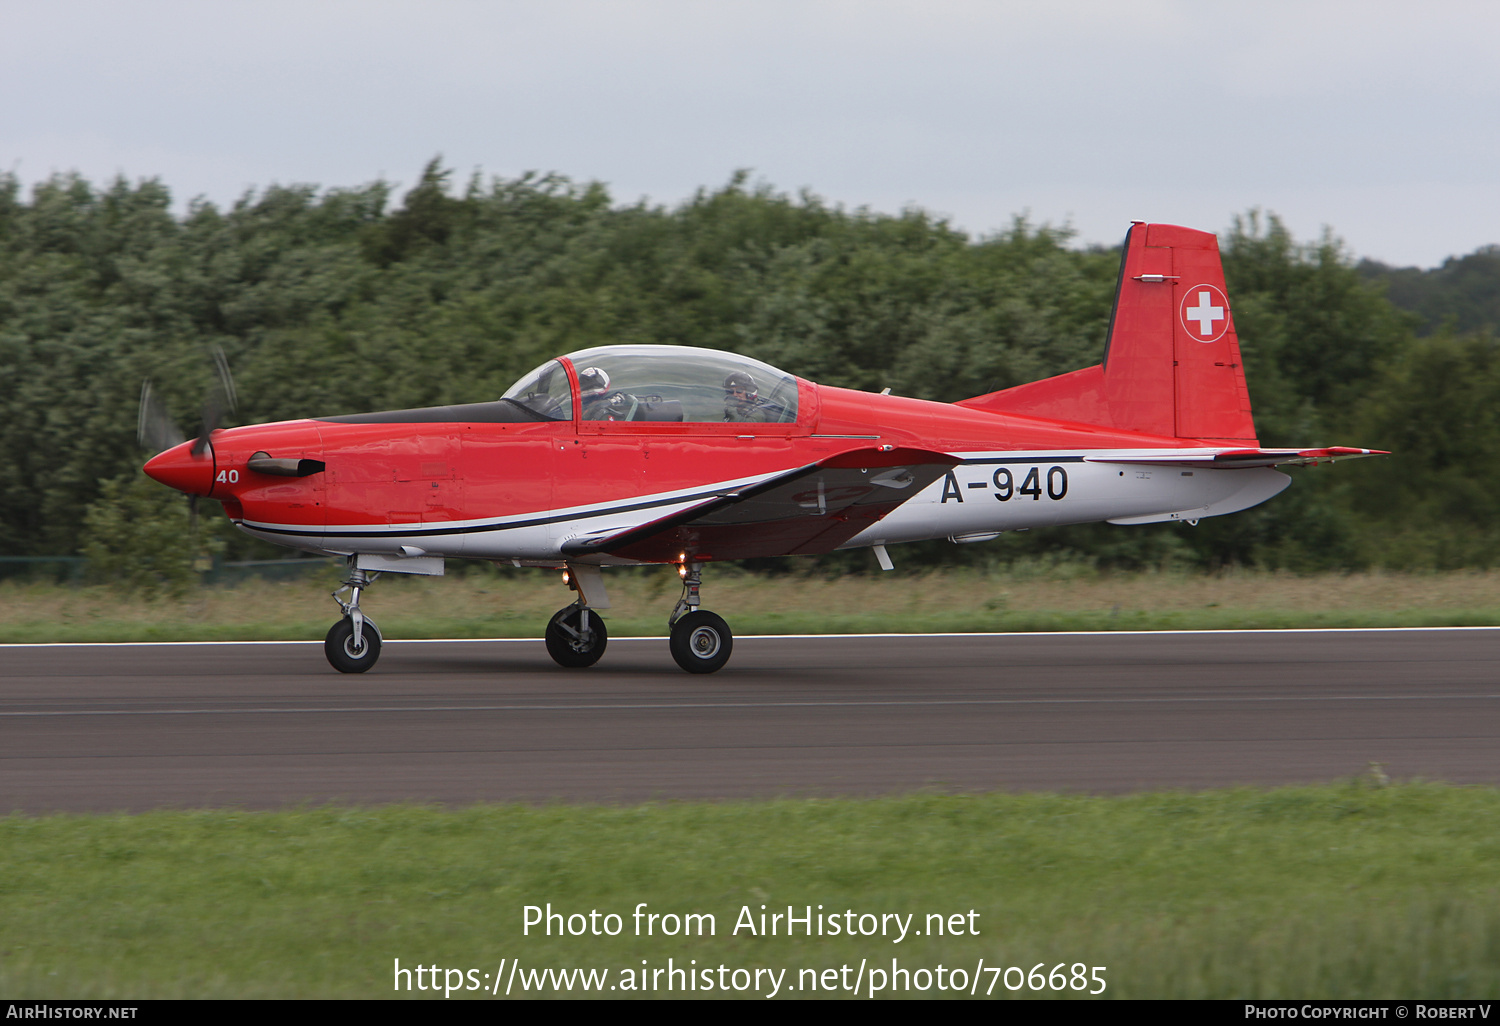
[1359,247,1500,337]
[0,162,1491,572]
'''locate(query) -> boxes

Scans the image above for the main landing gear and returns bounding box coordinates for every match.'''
[325,563,383,673]
[667,562,732,674]
[541,560,734,673]
[545,564,609,668]
[545,604,609,668]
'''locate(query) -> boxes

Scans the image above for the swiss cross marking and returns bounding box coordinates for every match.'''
[1180,284,1230,343]
[1185,291,1223,335]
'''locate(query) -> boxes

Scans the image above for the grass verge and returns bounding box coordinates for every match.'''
[1,567,1499,643]
[3,783,1500,999]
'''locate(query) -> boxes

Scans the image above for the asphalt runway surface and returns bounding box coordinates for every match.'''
[4,629,1499,813]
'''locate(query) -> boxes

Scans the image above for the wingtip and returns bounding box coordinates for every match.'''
[1289,446,1390,465]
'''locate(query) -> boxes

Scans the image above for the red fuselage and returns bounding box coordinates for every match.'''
[145,366,1231,565]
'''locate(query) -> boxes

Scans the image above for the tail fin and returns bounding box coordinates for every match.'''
[957,222,1257,445]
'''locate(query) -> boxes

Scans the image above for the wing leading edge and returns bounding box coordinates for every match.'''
[561,446,961,563]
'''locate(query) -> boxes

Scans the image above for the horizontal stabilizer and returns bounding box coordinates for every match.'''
[562,447,960,563]
[1084,447,1387,470]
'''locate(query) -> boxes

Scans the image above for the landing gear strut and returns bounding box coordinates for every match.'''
[326,562,382,673]
[668,562,733,674]
[545,564,609,668]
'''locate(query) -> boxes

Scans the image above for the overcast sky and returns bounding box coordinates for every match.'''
[5,0,1498,267]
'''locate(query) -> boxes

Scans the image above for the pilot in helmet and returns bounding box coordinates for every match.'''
[723,370,765,422]
[578,366,610,397]
[579,366,627,419]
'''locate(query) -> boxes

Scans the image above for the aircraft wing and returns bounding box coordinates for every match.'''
[561,446,961,563]
[1083,447,1387,470]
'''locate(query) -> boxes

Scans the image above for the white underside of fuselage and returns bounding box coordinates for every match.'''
[842,451,1291,548]
[233,449,1290,566]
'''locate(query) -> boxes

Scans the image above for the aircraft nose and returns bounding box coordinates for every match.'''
[143,440,214,496]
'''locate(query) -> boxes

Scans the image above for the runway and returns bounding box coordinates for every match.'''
[3,629,1499,812]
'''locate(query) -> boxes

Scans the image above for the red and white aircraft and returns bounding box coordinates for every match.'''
[143,222,1382,674]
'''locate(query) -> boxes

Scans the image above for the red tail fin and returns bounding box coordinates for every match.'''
[957,222,1258,445]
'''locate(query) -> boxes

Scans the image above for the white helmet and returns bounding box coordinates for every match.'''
[577,366,610,395]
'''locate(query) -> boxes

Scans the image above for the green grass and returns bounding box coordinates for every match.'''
[4,784,1500,999]
[2,566,1499,643]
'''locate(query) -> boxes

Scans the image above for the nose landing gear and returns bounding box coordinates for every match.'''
[326,563,383,673]
[668,562,733,674]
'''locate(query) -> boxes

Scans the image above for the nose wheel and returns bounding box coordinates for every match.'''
[325,616,382,673]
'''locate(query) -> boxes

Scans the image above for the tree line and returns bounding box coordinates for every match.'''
[1,160,1495,575]
[1359,248,1500,338]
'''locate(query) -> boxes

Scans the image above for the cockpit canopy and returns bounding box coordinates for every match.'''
[502,345,800,424]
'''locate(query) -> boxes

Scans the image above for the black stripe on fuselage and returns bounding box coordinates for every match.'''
[958,456,1087,465]
[315,399,553,424]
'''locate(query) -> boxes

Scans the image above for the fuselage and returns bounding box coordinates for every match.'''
[145,368,1288,567]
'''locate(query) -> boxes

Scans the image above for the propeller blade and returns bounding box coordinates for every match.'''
[188,493,205,574]
[191,345,238,456]
[137,379,187,453]
[211,343,238,413]
[191,400,216,456]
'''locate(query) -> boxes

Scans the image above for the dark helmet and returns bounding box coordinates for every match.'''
[577,366,610,395]
[723,370,757,399]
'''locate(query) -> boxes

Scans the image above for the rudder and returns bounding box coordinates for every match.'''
[958,222,1258,445]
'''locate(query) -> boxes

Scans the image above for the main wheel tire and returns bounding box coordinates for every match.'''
[669,610,733,674]
[545,605,609,668]
[325,617,382,673]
